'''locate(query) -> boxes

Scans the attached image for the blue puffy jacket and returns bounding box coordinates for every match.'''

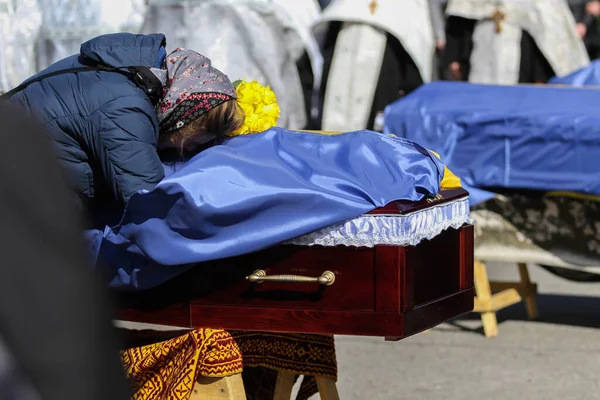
[9,33,168,220]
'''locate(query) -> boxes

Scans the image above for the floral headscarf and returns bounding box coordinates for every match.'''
[152,48,237,134]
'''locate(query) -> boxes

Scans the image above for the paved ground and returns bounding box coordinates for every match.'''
[119,262,599,400]
[325,263,600,400]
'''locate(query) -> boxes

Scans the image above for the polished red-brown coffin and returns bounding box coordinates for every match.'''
[115,188,474,340]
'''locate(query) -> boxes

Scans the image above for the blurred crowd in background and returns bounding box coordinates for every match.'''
[570,0,600,59]
[1,0,598,134]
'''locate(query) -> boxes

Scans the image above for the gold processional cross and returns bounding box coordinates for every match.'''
[369,0,378,14]
[491,8,506,34]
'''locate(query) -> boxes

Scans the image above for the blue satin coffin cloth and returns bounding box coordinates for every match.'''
[549,60,600,86]
[384,81,600,205]
[89,128,444,291]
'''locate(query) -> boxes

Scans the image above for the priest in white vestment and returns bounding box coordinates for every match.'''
[143,0,323,130]
[0,0,42,93]
[313,0,437,132]
[36,0,147,71]
[444,0,590,84]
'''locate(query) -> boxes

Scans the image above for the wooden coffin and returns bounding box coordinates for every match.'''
[115,188,474,340]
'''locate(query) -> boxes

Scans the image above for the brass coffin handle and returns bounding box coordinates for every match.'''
[426,193,444,203]
[246,269,336,286]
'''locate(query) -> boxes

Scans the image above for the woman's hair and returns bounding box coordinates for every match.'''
[161,99,244,157]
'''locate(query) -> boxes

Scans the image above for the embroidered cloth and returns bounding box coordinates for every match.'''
[120,328,337,400]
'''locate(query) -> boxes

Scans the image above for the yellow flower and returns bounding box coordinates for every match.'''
[245,113,260,130]
[262,103,280,119]
[228,79,281,137]
[248,80,263,93]
[237,81,261,105]
[263,86,277,104]
[240,102,255,118]
[251,117,272,133]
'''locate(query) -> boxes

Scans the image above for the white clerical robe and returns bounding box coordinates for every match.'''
[313,0,435,132]
[143,0,319,130]
[446,0,590,84]
[272,0,324,120]
[0,0,42,92]
[36,0,147,70]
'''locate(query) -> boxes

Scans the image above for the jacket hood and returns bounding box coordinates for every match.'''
[80,33,167,68]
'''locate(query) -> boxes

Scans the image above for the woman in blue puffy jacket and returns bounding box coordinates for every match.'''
[6,33,243,226]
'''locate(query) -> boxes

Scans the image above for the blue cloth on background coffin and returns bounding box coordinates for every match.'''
[88,128,444,291]
[384,81,600,205]
[549,60,600,86]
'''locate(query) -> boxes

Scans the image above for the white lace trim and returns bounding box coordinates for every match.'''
[285,197,472,248]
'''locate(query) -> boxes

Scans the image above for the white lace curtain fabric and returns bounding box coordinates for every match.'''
[0,0,42,93]
[36,0,147,70]
[143,0,313,130]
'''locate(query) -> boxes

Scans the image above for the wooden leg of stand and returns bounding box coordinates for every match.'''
[193,374,246,400]
[273,371,295,400]
[315,376,340,400]
[480,311,499,338]
[474,261,498,338]
[518,263,539,320]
